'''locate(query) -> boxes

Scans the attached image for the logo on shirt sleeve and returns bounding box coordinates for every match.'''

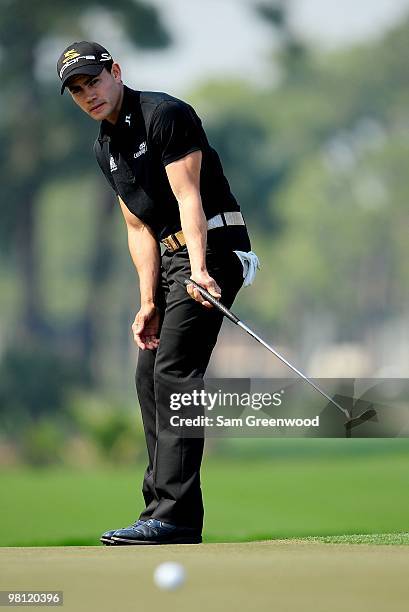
[134,141,147,159]
[110,155,118,172]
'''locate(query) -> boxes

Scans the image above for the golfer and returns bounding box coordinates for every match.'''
[57,41,258,545]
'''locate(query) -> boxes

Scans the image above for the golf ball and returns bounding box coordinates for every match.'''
[153,562,186,590]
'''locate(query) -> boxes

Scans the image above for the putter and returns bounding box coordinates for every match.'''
[184,279,377,432]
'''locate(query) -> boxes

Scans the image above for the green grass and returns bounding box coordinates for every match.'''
[1,442,408,546]
[303,533,409,545]
[3,542,409,612]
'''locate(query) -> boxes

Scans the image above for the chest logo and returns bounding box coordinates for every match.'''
[134,141,147,159]
[125,114,131,126]
[110,155,118,172]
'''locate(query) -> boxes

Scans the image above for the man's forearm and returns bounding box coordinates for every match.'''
[127,225,160,305]
[178,193,208,275]
[165,151,221,306]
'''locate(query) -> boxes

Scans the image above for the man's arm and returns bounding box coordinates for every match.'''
[165,150,221,308]
[118,197,161,350]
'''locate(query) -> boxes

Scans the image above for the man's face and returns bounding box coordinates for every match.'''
[67,63,123,123]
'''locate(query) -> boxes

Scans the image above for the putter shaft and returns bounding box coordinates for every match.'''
[184,278,351,420]
[238,321,351,419]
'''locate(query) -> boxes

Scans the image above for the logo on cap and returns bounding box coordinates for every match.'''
[63,49,80,64]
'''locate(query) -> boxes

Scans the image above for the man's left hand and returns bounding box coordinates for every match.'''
[186,272,221,308]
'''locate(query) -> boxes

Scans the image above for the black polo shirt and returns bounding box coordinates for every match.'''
[94,86,242,240]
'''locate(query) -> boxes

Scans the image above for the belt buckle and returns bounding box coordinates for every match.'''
[163,234,179,252]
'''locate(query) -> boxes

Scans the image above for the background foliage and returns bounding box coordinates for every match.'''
[1,2,409,465]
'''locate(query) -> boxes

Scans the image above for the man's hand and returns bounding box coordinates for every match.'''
[132,304,160,350]
[186,271,221,309]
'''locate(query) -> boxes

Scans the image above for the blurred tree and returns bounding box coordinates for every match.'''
[256,0,308,83]
[193,14,409,342]
[206,115,285,230]
[0,2,170,370]
[0,344,87,433]
[191,1,311,235]
[1,0,409,425]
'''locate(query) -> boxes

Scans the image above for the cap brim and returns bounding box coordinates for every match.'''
[60,63,105,94]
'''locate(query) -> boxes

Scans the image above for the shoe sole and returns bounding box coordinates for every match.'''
[100,537,118,545]
[111,536,202,545]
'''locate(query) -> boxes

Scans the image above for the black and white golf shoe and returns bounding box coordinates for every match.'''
[100,520,145,545]
[111,518,202,545]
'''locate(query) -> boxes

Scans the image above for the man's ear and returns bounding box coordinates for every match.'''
[111,62,122,82]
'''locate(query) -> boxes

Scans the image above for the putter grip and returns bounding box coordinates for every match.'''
[184,279,239,324]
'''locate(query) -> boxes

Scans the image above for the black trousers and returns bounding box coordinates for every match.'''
[135,228,250,531]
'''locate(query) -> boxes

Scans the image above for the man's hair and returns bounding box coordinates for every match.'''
[103,59,114,74]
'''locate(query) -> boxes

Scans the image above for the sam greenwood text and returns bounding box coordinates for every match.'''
[169,415,320,428]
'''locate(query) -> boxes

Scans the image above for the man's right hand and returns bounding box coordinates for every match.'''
[131,304,160,350]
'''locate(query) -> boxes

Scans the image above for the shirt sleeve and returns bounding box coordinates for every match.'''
[151,101,203,166]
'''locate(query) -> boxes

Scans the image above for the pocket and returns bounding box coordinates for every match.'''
[206,247,244,291]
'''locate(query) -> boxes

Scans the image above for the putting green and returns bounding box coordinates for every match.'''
[1,541,408,612]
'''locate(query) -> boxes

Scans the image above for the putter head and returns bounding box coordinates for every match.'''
[345,407,378,431]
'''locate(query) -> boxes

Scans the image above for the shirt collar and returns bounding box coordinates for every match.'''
[98,85,140,142]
